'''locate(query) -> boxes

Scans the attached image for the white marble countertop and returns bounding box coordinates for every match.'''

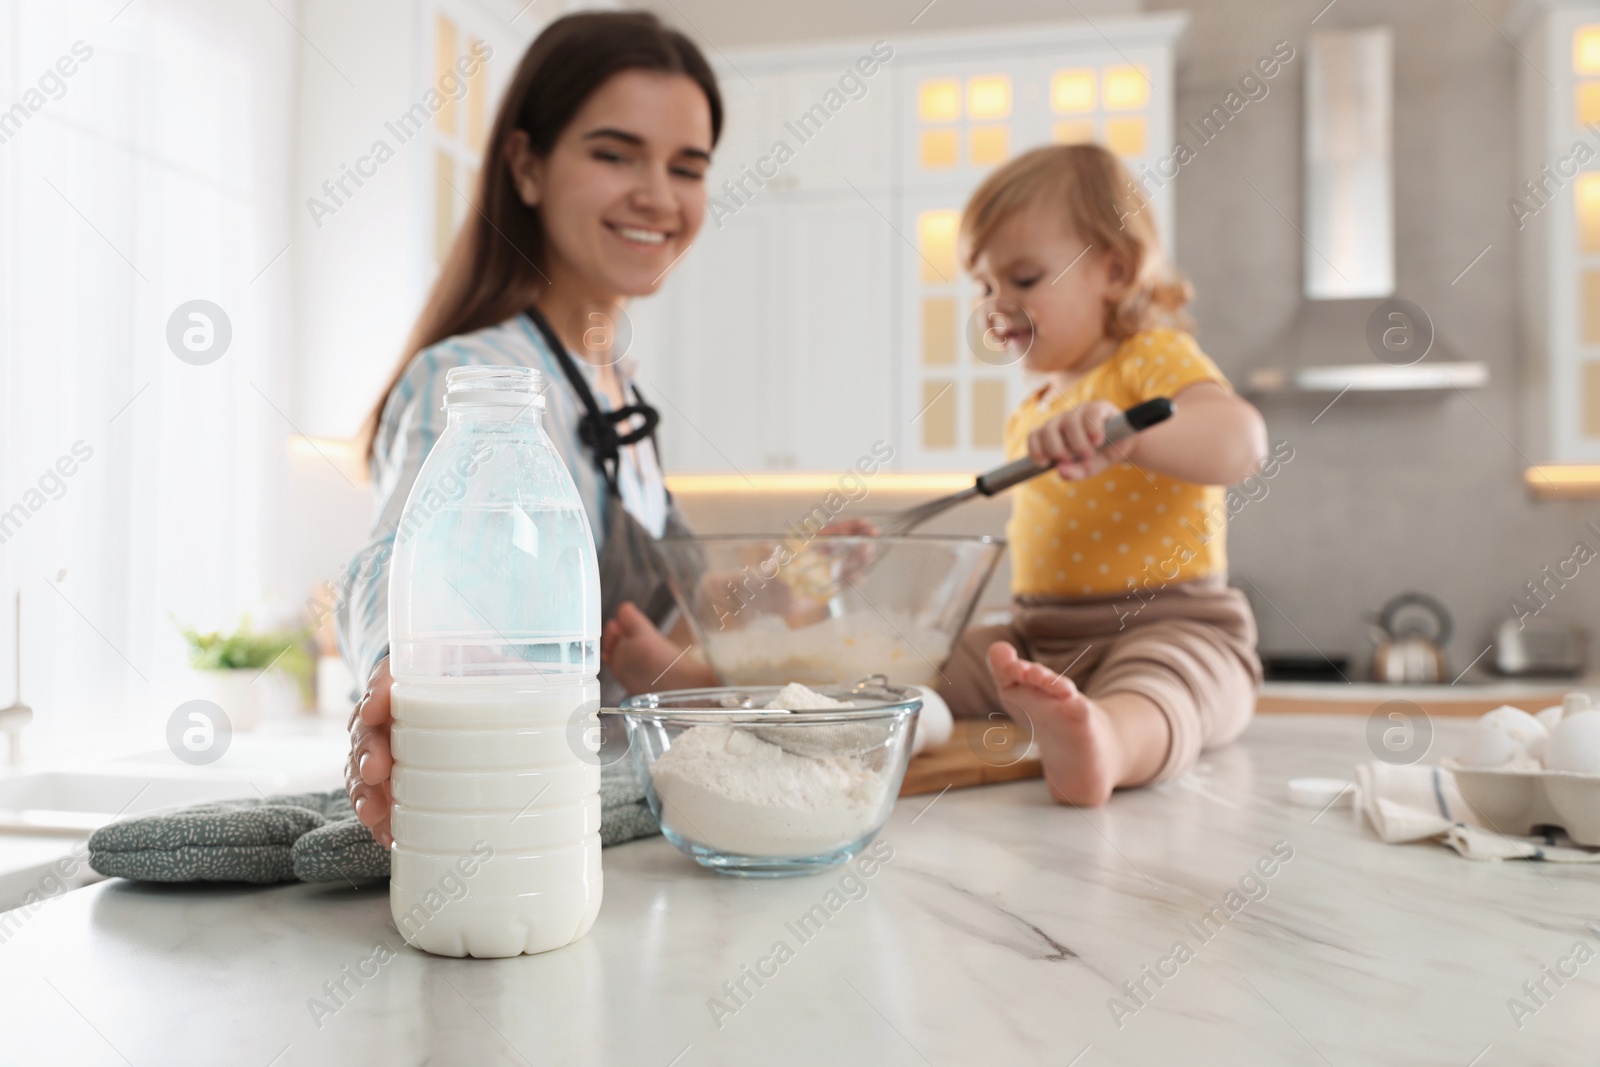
[3,715,1598,1067]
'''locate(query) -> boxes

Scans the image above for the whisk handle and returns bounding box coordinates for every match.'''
[974,456,1052,497]
[974,397,1174,496]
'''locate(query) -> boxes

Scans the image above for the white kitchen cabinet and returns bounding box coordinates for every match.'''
[1512,1,1600,465]
[637,202,781,473]
[765,63,895,194]
[769,195,895,467]
[891,23,1184,472]
[640,192,894,474]
[650,16,1187,474]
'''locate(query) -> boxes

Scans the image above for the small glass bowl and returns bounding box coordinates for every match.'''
[616,682,921,877]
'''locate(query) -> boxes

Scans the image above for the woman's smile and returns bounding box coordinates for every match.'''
[605,221,673,250]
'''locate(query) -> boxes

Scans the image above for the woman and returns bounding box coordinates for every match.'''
[338,11,721,848]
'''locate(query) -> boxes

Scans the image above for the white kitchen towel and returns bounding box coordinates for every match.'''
[1355,762,1600,862]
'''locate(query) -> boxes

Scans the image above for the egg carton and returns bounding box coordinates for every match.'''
[1444,760,1600,846]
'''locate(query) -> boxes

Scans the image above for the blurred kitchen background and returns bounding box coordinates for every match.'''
[2,0,1597,758]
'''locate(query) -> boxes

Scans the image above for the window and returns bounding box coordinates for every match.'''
[1,1,296,756]
[918,78,961,122]
[1576,24,1600,75]
[1103,65,1151,110]
[966,75,1012,120]
[1051,69,1096,114]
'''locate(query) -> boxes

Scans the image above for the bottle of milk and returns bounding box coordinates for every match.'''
[387,364,602,958]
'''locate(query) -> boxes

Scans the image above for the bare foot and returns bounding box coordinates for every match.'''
[601,601,720,694]
[987,641,1123,806]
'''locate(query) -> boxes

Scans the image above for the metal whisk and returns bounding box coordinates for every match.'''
[879,397,1175,536]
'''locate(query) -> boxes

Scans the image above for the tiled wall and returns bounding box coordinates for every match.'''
[1140,0,1598,675]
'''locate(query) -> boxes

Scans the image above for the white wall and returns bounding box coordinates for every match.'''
[291,0,427,441]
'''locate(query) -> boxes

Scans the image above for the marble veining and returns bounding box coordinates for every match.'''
[2,715,1598,1066]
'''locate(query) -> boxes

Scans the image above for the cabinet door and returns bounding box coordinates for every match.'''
[764,63,894,195]
[768,194,895,470]
[642,203,779,474]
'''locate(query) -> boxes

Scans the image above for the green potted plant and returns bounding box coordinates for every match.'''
[176,615,313,730]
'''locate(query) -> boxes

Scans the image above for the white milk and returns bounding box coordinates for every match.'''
[389,678,602,958]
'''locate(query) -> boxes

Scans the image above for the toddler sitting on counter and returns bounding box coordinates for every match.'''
[934,143,1268,805]
[606,144,1269,807]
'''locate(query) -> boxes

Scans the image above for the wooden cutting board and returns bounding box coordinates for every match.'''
[899,720,1043,796]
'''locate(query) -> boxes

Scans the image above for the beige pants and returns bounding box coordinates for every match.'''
[938,575,1262,783]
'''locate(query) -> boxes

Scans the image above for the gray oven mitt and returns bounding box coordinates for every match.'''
[89,761,660,885]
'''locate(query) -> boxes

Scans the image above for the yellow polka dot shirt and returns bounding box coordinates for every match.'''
[1006,328,1231,598]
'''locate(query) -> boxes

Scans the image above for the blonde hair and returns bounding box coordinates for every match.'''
[960,144,1192,340]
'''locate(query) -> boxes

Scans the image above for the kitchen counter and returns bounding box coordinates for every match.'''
[1256,677,1595,717]
[3,715,1597,1066]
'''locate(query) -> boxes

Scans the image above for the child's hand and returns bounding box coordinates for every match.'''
[1028,399,1124,480]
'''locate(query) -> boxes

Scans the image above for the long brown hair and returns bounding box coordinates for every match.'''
[960,144,1192,341]
[361,11,722,462]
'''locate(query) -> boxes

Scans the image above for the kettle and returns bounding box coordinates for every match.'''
[1369,592,1452,684]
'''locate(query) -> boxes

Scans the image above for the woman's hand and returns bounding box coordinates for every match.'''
[603,601,718,693]
[1028,399,1122,481]
[346,657,394,849]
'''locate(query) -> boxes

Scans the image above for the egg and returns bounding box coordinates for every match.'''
[1544,711,1600,775]
[1456,705,1548,769]
[1536,704,1565,731]
[1531,707,1564,762]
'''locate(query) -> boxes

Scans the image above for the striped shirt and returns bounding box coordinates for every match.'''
[334,313,668,686]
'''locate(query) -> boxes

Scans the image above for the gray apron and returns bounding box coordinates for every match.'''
[525,308,699,704]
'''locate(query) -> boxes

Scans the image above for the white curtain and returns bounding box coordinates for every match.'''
[0,0,295,755]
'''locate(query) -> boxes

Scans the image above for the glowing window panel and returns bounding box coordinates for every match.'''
[1587,361,1600,436]
[1577,25,1600,75]
[969,125,1009,166]
[918,210,959,283]
[922,297,957,366]
[1053,119,1097,145]
[1581,82,1600,127]
[434,14,459,136]
[1051,69,1096,113]
[1585,272,1600,345]
[920,129,959,169]
[967,75,1012,120]
[972,380,1006,448]
[921,381,957,449]
[434,150,456,265]
[1580,173,1600,253]
[1105,116,1147,157]
[1103,65,1150,111]
[467,38,489,150]
[919,79,961,122]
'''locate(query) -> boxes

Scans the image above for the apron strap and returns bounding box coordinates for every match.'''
[525,305,660,495]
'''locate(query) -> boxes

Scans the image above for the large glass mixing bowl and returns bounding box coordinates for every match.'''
[654,535,1004,690]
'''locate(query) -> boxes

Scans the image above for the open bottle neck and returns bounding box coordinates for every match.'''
[443,365,545,412]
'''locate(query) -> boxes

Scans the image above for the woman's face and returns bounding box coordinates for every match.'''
[969,201,1127,376]
[511,69,713,299]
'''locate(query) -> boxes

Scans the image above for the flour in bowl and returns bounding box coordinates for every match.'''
[648,685,893,857]
[764,681,848,711]
[701,612,953,689]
